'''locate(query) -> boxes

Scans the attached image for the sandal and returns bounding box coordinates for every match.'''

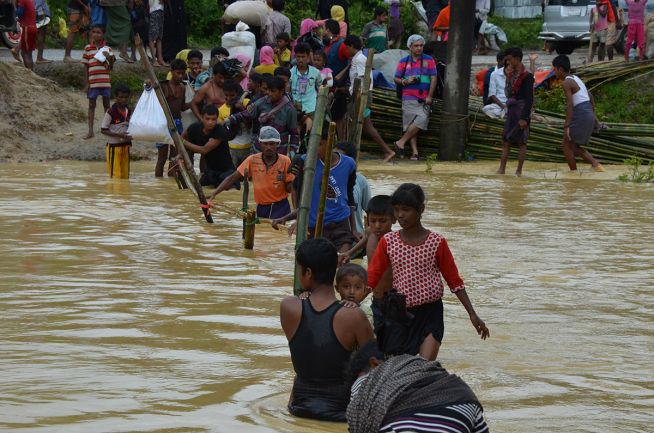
[394,142,405,159]
[410,154,419,161]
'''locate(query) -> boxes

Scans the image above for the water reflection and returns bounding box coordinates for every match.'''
[0,161,652,433]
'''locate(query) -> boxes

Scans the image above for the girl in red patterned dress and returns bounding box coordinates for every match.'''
[368,183,490,360]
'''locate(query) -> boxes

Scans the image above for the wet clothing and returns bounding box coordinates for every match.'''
[186,122,234,187]
[347,355,486,433]
[237,153,294,206]
[569,101,596,145]
[102,104,132,179]
[503,66,533,145]
[288,299,351,422]
[256,198,291,220]
[503,98,529,145]
[303,153,356,228]
[309,217,357,250]
[368,231,465,309]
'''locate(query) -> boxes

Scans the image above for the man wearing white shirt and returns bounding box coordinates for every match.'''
[482,52,508,119]
[344,35,395,161]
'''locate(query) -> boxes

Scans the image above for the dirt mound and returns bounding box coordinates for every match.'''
[0,62,154,162]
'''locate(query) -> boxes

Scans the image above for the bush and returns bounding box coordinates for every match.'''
[488,15,543,50]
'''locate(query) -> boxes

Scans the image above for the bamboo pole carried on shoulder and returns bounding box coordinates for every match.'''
[134,34,213,223]
[293,86,330,295]
[353,48,375,164]
[314,122,336,238]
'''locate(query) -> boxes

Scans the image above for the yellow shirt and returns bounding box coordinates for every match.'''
[219,98,251,150]
[274,48,291,66]
[254,64,278,75]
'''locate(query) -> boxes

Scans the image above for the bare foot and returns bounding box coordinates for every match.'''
[83,133,94,139]
[11,49,21,62]
[63,56,78,63]
[382,151,396,162]
[592,163,605,172]
[36,59,53,63]
[515,170,522,177]
[496,169,505,174]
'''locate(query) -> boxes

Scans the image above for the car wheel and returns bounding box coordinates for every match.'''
[554,42,575,55]
[1,24,21,49]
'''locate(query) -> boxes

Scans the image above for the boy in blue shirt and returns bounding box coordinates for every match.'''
[272,121,359,252]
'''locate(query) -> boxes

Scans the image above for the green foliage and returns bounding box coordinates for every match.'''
[488,16,543,50]
[593,79,654,124]
[617,157,654,183]
[424,153,438,173]
[186,0,223,47]
[536,86,566,114]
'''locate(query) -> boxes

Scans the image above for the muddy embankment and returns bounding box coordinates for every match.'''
[0,61,163,162]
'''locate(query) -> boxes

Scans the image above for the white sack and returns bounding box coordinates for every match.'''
[128,88,173,144]
[222,23,256,76]
[222,1,270,28]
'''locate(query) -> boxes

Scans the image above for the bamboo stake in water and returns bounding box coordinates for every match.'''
[243,210,256,250]
[293,87,330,295]
[241,169,249,240]
[315,122,336,238]
[134,35,213,223]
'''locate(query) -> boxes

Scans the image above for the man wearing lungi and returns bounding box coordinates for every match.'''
[552,55,605,172]
[497,47,533,177]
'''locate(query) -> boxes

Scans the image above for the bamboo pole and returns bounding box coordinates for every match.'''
[243,209,256,250]
[314,122,336,238]
[347,78,362,142]
[293,86,330,295]
[241,169,249,240]
[353,48,375,163]
[134,35,213,223]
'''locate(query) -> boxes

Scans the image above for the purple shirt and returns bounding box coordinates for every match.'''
[626,0,648,25]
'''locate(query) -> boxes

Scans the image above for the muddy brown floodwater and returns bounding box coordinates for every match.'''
[1,160,652,433]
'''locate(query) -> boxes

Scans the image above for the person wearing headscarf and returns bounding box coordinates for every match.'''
[295,18,324,54]
[254,46,278,74]
[346,341,490,433]
[393,34,437,160]
[317,5,348,37]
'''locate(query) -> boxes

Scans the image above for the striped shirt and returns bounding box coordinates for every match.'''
[351,375,489,433]
[394,54,437,101]
[82,42,112,89]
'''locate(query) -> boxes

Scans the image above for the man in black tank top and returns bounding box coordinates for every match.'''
[280,238,373,422]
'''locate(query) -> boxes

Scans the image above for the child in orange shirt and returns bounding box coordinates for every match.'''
[209,126,294,219]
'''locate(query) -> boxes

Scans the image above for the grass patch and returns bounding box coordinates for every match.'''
[488,16,543,50]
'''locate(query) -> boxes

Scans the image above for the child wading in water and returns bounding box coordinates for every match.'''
[367,183,490,360]
[100,84,132,178]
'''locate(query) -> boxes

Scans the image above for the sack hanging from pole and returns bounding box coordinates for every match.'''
[128,88,173,144]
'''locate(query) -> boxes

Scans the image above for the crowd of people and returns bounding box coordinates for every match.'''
[9,1,645,429]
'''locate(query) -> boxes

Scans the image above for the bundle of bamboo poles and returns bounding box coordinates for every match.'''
[364,88,654,164]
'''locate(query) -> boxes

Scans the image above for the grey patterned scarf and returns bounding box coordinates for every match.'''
[346,355,480,433]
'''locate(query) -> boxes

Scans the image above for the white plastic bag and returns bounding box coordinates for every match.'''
[128,88,173,144]
[222,0,270,27]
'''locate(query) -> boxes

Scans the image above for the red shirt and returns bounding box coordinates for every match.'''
[368,231,465,308]
[17,0,37,27]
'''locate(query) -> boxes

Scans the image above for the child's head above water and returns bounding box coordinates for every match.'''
[366,195,395,237]
[335,263,370,304]
[296,238,338,290]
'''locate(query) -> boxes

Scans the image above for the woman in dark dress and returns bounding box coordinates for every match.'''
[162,0,187,62]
